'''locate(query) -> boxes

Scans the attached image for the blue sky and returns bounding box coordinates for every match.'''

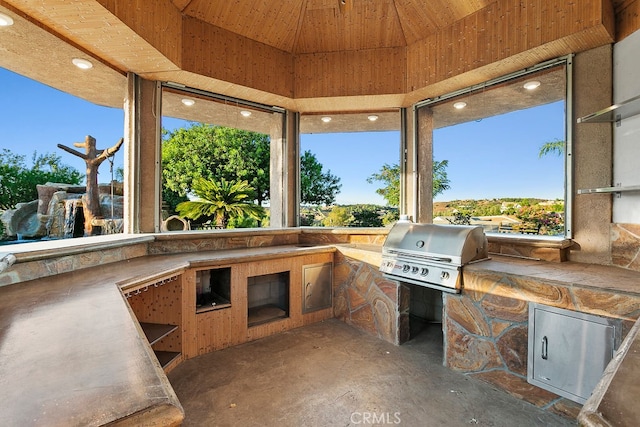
[1,68,125,181]
[433,102,565,202]
[301,132,398,205]
[1,67,565,206]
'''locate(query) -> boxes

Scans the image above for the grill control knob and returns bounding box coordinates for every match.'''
[441,271,450,280]
[402,265,410,273]
[411,266,419,274]
[420,268,429,276]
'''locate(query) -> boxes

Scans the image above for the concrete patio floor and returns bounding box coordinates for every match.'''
[167,319,576,426]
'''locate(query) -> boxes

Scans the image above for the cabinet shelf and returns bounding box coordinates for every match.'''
[139,322,178,345]
[577,94,640,124]
[154,350,181,369]
[577,185,640,195]
[139,323,181,369]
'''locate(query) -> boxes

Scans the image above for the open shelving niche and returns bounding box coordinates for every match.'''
[577,94,640,196]
[123,274,182,371]
[195,267,232,314]
[139,322,180,368]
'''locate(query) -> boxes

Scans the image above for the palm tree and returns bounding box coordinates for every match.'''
[538,139,565,157]
[176,178,265,229]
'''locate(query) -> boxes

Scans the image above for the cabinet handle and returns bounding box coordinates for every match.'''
[541,336,548,360]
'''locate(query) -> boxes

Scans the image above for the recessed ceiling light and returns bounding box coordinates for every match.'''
[523,80,541,90]
[453,101,467,109]
[72,58,93,70]
[240,110,252,117]
[321,116,332,123]
[181,98,195,106]
[367,115,379,122]
[0,13,14,26]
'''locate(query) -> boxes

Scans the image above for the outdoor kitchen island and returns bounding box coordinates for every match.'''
[335,241,640,420]
[0,238,336,426]
[2,229,640,425]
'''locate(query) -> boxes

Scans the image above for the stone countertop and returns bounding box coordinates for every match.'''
[466,255,640,295]
[0,244,335,426]
[0,263,184,427]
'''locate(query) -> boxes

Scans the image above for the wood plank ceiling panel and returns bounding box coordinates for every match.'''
[294,0,406,53]
[394,0,495,44]
[180,0,305,53]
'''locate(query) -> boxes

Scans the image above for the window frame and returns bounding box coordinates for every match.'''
[413,55,573,239]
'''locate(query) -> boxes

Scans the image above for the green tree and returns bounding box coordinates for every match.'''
[162,124,270,212]
[350,205,383,227]
[433,160,451,198]
[0,150,83,210]
[176,178,265,229]
[300,150,342,206]
[367,159,451,207]
[322,206,352,227]
[447,211,471,225]
[538,139,565,157]
[366,163,400,206]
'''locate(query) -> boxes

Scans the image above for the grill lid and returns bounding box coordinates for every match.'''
[380,222,489,293]
[382,222,488,265]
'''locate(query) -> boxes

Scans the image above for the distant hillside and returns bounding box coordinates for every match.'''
[434,198,563,217]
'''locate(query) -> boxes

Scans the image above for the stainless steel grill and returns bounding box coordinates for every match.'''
[380,222,489,293]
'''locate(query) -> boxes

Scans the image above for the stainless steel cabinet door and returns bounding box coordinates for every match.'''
[302,263,332,314]
[528,303,618,404]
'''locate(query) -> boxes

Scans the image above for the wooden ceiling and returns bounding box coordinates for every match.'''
[0,0,628,115]
[171,0,493,54]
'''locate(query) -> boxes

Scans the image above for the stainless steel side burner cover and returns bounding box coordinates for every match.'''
[380,222,489,293]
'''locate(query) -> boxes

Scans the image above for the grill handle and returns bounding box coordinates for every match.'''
[418,255,452,263]
[386,249,453,263]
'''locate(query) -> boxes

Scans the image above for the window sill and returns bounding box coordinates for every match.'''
[486,233,572,262]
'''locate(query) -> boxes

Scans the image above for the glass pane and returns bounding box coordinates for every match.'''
[428,66,567,237]
[161,88,283,230]
[0,67,124,243]
[299,112,400,227]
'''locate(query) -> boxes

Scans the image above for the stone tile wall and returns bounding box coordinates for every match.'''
[333,248,410,345]
[0,243,148,286]
[444,269,640,419]
[148,232,298,254]
[611,223,640,271]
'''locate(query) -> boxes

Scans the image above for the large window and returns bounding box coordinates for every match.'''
[0,67,125,243]
[419,60,569,237]
[299,112,401,227]
[160,86,284,230]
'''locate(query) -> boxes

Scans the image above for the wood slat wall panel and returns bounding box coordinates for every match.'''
[181,269,198,358]
[127,277,183,353]
[406,0,614,100]
[240,257,303,343]
[181,17,294,98]
[188,254,333,356]
[615,0,640,40]
[295,47,406,98]
[98,0,182,66]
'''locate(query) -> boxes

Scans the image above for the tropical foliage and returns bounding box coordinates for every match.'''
[162,126,342,213]
[176,178,265,229]
[0,150,83,210]
[162,124,270,212]
[538,139,565,158]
